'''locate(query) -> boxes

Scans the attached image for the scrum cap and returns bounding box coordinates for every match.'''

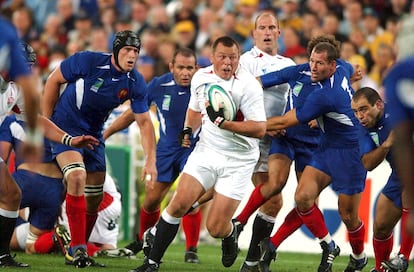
[21,43,37,65]
[113,30,141,71]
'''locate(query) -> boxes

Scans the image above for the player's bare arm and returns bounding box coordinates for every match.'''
[267,109,299,131]
[134,111,157,182]
[220,119,266,139]
[103,108,135,140]
[361,130,394,171]
[42,66,67,118]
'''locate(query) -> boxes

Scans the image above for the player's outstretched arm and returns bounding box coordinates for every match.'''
[40,116,99,149]
[267,109,299,131]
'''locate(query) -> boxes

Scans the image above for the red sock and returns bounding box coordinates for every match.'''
[298,204,328,239]
[236,184,267,225]
[66,194,86,247]
[85,212,98,242]
[348,222,365,255]
[139,207,160,240]
[33,231,54,253]
[271,208,302,248]
[182,209,201,250]
[86,242,101,256]
[373,234,393,270]
[400,209,414,259]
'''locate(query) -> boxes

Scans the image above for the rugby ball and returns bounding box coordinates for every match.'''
[206,84,236,121]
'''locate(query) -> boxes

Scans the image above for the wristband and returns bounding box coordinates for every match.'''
[25,128,43,147]
[61,133,73,146]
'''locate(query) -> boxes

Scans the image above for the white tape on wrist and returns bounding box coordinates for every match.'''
[145,174,151,181]
[61,133,73,146]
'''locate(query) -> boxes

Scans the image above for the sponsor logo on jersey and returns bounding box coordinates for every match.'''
[292,81,303,96]
[91,78,104,92]
[162,94,171,111]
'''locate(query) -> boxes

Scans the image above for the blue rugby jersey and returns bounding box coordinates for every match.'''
[147,72,198,149]
[296,61,359,148]
[53,51,148,136]
[0,17,31,80]
[384,56,414,128]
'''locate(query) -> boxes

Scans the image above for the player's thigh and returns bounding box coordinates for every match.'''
[0,162,20,207]
[267,153,292,191]
[373,193,401,236]
[166,173,205,217]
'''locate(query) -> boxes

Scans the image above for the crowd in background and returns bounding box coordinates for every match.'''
[1,0,413,98]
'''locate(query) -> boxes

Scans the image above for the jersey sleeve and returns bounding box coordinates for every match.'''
[296,89,332,123]
[358,128,376,157]
[60,51,92,81]
[260,63,308,88]
[130,74,149,114]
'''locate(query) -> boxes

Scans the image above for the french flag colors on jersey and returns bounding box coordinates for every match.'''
[55,51,148,136]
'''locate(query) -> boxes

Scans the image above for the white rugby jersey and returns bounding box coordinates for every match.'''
[240,46,295,117]
[0,80,25,125]
[189,64,266,154]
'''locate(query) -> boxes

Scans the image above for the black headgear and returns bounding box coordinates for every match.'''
[21,42,37,65]
[112,30,141,71]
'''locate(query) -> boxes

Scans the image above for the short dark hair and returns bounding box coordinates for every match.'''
[312,42,339,62]
[172,47,197,65]
[307,34,340,56]
[353,87,382,105]
[211,36,240,53]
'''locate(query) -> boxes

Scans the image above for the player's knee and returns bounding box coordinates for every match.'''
[62,162,86,185]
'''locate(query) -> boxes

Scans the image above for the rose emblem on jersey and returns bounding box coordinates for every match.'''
[7,96,14,108]
[118,89,128,99]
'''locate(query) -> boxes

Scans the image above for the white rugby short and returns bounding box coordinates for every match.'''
[182,144,259,201]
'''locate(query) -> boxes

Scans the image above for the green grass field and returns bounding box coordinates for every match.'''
[7,241,413,272]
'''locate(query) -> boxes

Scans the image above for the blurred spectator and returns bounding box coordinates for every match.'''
[88,27,110,52]
[173,0,199,31]
[281,26,306,58]
[25,0,56,32]
[67,9,93,51]
[66,40,84,56]
[40,13,67,51]
[137,28,160,82]
[321,11,348,43]
[195,7,217,52]
[11,6,39,43]
[362,7,384,45]
[338,0,363,36]
[130,0,150,37]
[156,36,178,75]
[205,0,233,18]
[221,12,246,44]
[234,0,259,44]
[0,0,25,20]
[348,54,378,91]
[148,4,171,33]
[368,43,395,89]
[56,0,76,34]
[278,0,302,32]
[171,20,197,51]
[45,45,67,80]
[98,6,118,36]
[299,10,320,47]
[349,27,372,71]
[340,40,358,61]
[305,0,329,23]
